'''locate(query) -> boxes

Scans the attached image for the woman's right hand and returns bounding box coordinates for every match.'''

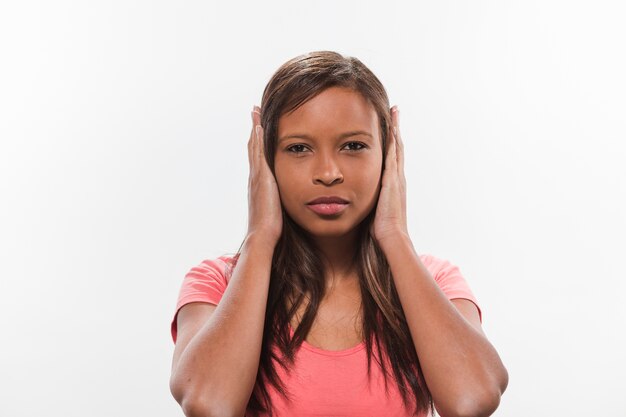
[246,106,283,246]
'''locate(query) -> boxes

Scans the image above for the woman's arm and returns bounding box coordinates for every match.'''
[169,232,275,417]
[379,232,508,417]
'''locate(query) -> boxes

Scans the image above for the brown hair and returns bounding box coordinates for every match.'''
[228,50,434,416]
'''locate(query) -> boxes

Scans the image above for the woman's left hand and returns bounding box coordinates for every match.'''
[370,106,409,246]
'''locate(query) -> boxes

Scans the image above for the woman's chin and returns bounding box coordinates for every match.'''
[285,209,370,240]
[299,222,359,240]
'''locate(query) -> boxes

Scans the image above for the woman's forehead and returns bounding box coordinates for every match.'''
[277,87,379,140]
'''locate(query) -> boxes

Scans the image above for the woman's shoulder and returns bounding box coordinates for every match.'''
[216,253,239,277]
[180,253,238,285]
[417,252,448,269]
[417,252,467,283]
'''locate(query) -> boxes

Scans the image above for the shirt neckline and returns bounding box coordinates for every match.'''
[288,323,366,357]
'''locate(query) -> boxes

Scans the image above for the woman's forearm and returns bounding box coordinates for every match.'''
[380,232,508,417]
[171,232,276,417]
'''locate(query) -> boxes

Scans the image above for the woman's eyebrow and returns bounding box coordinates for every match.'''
[278,131,373,143]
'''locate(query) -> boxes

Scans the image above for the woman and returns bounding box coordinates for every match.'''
[169,51,508,417]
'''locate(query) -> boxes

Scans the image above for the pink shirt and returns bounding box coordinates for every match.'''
[171,253,482,417]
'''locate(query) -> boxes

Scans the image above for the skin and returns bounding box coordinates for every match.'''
[274,86,383,288]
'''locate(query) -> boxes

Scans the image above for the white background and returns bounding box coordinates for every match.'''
[1,1,624,416]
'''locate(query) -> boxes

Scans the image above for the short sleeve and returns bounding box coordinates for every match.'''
[419,254,482,323]
[170,255,234,344]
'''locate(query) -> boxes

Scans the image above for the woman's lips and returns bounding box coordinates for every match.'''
[306,203,349,216]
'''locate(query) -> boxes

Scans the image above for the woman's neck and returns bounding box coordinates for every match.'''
[310,228,360,288]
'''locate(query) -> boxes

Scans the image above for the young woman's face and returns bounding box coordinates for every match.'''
[274,86,383,238]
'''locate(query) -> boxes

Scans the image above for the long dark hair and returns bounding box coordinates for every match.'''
[227,50,434,417]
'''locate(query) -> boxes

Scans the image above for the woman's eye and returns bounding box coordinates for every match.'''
[344,142,366,151]
[286,142,366,154]
[286,144,308,154]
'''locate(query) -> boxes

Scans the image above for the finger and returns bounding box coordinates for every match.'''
[256,125,264,160]
[386,123,397,174]
[252,105,261,125]
[252,106,263,158]
[249,106,264,165]
[392,107,404,176]
[256,126,270,177]
[248,107,257,168]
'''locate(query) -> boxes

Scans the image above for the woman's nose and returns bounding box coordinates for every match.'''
[312,155,344,185]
